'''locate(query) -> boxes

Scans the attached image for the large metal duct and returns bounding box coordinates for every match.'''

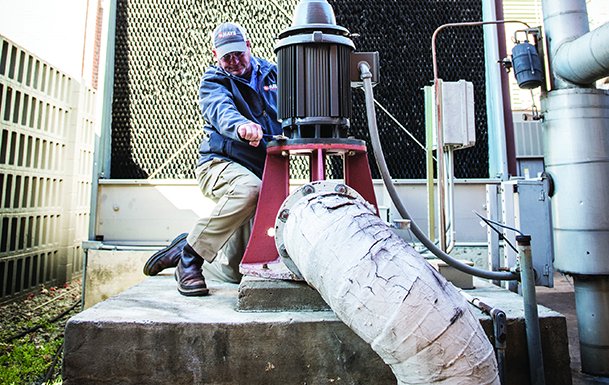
[543,0,609,88]
[552,23,609,86]
[542,88,609,376]
[543,89,609,276]
[541,0,609,376]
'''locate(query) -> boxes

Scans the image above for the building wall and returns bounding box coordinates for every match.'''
[0,36,96,301]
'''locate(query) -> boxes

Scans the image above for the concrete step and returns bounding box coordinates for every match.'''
[64,273,572,385]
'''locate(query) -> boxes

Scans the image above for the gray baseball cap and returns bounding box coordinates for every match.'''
[212,22,248,58]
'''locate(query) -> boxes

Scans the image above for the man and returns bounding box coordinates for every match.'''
[143,22,281,296]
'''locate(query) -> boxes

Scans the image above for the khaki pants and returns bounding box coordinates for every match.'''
[186,158,261,283]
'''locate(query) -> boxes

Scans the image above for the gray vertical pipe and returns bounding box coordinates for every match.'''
[493,0,517,177]
[482,1,509,180]
[517,235,546,385]
[573,275,609,375]
[542,0,590,89]
[541,0,609,376]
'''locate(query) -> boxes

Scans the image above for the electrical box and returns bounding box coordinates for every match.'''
[425,80,476,149]
[501,178,554,288]
[350,51,380,87]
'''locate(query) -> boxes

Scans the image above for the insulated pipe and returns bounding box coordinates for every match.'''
[541,0,609,88]
[552,22,609,87]
[277,183,500,385]
[361,62,545,383]
[360,62,518,282]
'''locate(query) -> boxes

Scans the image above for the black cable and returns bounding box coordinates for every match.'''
[40,342,64,384]
[473,210,525,236]
[4,299,81,343]
[472,211,520,253]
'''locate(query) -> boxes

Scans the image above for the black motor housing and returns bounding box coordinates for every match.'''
[275,0,355,139]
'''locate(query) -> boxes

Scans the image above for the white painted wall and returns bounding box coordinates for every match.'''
[95,179,498,245]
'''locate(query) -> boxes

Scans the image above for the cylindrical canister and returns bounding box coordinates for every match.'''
[511,41,543,89]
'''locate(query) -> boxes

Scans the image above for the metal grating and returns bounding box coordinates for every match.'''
[513,113,543,157]
[110,0,298,179]
[0,36,95,302]
[110,0,488,180]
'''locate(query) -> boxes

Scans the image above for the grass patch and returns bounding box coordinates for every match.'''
[0,335,63,385]
[1,281,81,385]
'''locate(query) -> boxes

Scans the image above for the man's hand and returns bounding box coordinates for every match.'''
[237,122,263,147]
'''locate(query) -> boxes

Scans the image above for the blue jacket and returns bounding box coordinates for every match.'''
[197,56,282,178]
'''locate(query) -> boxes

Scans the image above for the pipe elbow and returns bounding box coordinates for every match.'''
[552,22,609,86]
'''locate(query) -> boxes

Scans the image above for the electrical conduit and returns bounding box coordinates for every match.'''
[359,62,518,282]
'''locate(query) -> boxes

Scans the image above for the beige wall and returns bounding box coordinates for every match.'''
[0,35,96,300]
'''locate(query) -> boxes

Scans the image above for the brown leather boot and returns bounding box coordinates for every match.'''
[175,244,209,296]
[143,233,187,276]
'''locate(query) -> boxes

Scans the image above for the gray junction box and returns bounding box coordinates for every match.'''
[501,179,554,288]
[426,80,476,150]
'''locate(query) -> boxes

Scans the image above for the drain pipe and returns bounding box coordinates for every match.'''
[275,181,500,385]
[541,0,609,376]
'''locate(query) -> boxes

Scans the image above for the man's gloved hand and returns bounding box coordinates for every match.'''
[237,122,263,147]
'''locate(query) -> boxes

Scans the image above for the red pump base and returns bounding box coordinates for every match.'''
[239,139,378,280]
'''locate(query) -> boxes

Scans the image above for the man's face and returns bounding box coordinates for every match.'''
[214,41,252,77]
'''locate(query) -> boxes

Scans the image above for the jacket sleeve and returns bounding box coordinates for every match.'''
[199,74,250,142]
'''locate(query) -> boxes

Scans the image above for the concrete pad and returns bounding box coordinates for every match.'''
[83,248,154,308]
[237,276,330,312]
[428,258,475,289]
[64,273,395,385]
[64,274,572,385]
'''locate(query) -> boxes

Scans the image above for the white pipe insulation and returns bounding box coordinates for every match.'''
[276,182,499,385]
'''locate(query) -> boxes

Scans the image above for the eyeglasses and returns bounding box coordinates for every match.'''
[220,51,246,62]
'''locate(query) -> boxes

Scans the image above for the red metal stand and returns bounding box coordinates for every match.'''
[240,139,378,279]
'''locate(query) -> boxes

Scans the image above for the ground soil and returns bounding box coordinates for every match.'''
[0,279,82,385]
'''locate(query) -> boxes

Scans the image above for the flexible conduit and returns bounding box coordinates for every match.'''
[359,62,518,282]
